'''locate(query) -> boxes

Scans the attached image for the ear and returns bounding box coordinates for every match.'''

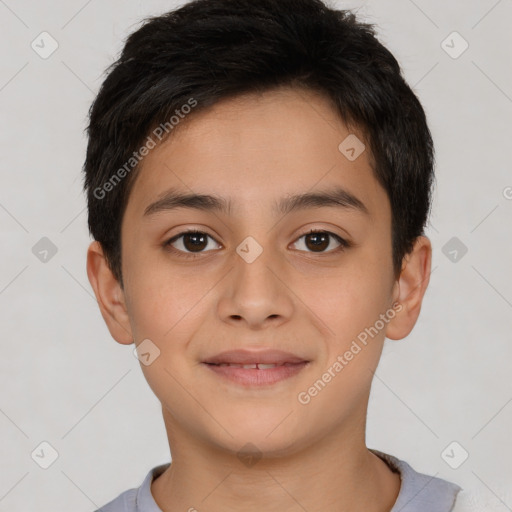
[86,241,133,345]
[385,236,432,340]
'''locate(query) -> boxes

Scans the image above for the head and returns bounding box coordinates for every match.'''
[85,0,433,458]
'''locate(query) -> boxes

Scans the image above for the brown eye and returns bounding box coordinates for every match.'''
[305,232,329,252]
[292,230,348,253]
[165,230,220,257]
[181,232,208,252]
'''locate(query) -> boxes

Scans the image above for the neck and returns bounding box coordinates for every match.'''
[151,410,400,512]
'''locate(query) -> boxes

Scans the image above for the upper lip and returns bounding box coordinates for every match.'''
[203,349,308,365]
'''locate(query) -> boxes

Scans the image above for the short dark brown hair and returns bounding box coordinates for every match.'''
[83,0,435,287]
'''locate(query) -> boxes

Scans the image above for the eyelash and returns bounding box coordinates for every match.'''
[163,229,350,260]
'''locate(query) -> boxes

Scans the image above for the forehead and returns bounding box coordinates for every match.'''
[124,87,389,221]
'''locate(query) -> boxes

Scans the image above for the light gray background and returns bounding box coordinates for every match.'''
[1,0,511,510]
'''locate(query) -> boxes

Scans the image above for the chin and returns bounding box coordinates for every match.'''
[209,410,311,457]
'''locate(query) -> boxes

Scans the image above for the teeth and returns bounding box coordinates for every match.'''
[215,363,280,369]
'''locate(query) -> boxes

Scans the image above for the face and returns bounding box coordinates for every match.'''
[94,87,415,458]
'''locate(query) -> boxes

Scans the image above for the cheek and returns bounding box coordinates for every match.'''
[125,269,207,403]
[122,238,211,336]
[295,265,391,421]
[304,258,393,345]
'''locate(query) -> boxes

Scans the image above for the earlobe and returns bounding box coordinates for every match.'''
[385,236,432,341]
[86,241,134,345]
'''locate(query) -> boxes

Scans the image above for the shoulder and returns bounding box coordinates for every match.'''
[95,487,138,511]
[94,463,170,512]
[370,449,461,512]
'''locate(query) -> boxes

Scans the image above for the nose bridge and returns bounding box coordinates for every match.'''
[234,233,281,298]
[218,233,293,327]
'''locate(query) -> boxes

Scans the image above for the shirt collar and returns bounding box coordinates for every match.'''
[135,462,169,512]
[136,451,461,512]
[370,449,462,511]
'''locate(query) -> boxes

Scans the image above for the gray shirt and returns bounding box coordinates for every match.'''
[96,449,462,511]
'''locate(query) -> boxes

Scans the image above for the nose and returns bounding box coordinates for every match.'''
[216,239,294,329]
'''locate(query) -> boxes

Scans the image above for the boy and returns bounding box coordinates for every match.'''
[84,0,469,510]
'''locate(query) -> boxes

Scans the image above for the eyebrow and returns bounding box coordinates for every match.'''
[143,186,369,217]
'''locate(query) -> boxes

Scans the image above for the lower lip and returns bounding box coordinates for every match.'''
[203,362,309,386]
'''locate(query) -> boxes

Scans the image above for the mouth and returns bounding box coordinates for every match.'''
[202,349,310,386]
[207,362,301,369]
